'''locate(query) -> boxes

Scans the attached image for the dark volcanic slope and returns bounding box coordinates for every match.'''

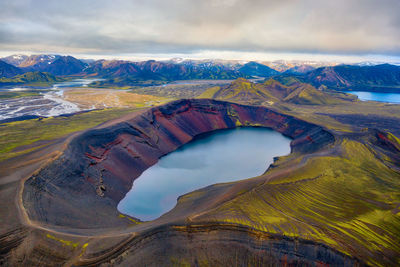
[23,99,333,229]
[322,113,400,136]
[0,60,23,78]
[238,61,280,77]
[305,64,400,92]
[40,56,87,76]
[76,224,360,266]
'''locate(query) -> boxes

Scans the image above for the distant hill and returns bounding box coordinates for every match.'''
[0,60,23,78]
[19,54,61,69]
[1,54,87,76]
[272,74,305,86]
[284,65,315,75]
[238,61,279,77]
[1,54,29,66]
[86,59,250,86]
[40,56,87,76]
[304,64,400,92]
[198,78,354,105]
[0,71,63,85]
[260,60,338,72]
[198,78,276,104]
[85,60,135,78]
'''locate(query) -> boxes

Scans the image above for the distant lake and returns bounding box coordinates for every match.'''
[118,127,291,221]
[347,91,400,104]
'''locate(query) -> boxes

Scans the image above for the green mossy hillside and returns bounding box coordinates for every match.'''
[198,78,355,105]
[0,71,64,85]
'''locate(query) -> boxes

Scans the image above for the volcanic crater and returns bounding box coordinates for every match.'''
[7,99,371,266]
[22,99,334,229]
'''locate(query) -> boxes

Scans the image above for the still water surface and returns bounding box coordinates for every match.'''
[347,91,400,104]
[118,127,291,221]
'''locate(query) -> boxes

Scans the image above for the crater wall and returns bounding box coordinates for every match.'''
[23,99,334,229]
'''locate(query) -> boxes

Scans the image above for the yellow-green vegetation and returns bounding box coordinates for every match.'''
[0,108,143,162]
[198,78,277,105]
[274,75,303,86]
[283,83,345,105]
[195,139,400,266]
[170,257,191,267]
[0,71,63,86]
[197,86,220,99]
[79,243,89,257]
[118,214,141,224]
[46,233,89,257]
[387,132,400,150]
[46,234,80,248]
[199,78,353,106]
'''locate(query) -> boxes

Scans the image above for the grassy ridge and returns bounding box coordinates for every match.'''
[198,78,354,105]
[190,139,400,266]
[197,86,221,99]
[0,71,63,86]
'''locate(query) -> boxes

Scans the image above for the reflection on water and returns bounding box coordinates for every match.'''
[118,127,291,221]
[347,91,400,104]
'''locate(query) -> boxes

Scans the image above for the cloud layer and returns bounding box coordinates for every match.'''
[0,0,399,56]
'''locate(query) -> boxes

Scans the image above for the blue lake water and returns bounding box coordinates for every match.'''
[347,91,400,104]
[118,127,291,221]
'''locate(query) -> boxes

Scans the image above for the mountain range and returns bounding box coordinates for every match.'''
[2,54,60,69]
[0,55,86,77]
[1,54,400,92]
[85,59,252,86]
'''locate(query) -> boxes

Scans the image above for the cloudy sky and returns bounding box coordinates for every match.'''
[0,0,399,61]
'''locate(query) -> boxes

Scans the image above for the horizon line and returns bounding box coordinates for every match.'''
[1,50,400,64]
